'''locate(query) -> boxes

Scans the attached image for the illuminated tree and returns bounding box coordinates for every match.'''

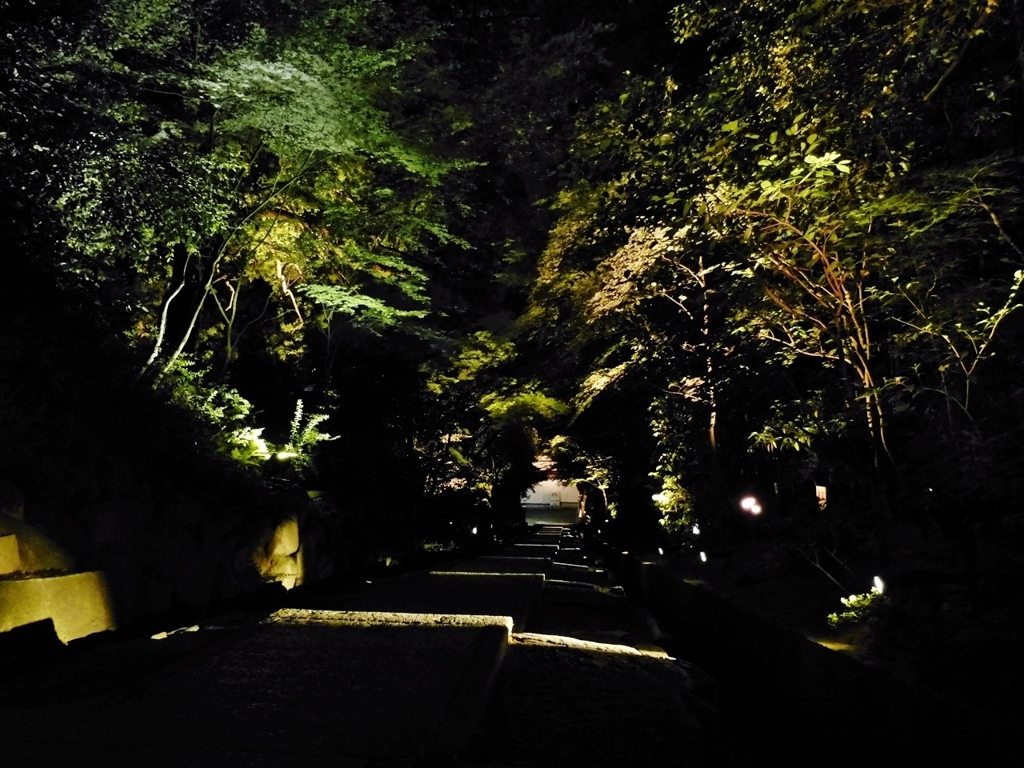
[526,0,1024,535]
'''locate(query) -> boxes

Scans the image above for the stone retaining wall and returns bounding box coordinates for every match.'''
[0,489,338,642]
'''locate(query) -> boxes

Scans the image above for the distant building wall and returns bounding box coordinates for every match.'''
[522,479,579,508]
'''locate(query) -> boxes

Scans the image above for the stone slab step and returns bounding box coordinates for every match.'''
[493,543,559,559]
[460,637,720,767]
[442,555,553,576]
[295,571,545,631]
[2,609,513,766]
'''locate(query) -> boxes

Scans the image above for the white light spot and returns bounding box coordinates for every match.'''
[471,527,478,535]
[692,524,700,536]
[699,551,707,563]
[658,547,664,556]
[873,576,885,594]
[740,496,763,515]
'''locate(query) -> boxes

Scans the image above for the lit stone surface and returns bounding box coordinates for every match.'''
[0,533,20,575]
[268,607,514,634]
[332,572,544,632]
[0,512,74,572]
[513,631,643,655]
[0,571,115,642]
[255,517,304,589]
[269,517,300,556]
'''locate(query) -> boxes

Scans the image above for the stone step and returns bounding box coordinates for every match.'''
[441,555,553,576]
[2,609,514,767]
[293,571,545,631]
[550,561,609,585]
[460,635,719,767]
[493,543,559,559]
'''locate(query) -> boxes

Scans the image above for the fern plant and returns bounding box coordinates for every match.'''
[282,399,338,474]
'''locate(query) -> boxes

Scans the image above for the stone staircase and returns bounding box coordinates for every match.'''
[1,524,723,767]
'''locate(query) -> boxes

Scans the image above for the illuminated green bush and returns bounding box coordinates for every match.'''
[827,584,886,628]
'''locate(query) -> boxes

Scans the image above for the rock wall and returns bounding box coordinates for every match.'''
[0,267,342,641]
[0,482,336,641]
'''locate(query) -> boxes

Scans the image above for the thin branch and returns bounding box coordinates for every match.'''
[924,1,1000,102]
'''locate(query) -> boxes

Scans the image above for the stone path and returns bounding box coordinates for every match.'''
[0,525,726,767]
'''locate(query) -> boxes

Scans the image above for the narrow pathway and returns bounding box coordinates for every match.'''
[1,525,726,767]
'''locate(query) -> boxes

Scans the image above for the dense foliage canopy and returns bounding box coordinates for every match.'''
[3,0,1022,556]
[524,0,1024,550]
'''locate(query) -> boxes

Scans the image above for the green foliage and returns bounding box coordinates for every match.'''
[748,395,850,454]
[6,0,1024,566]
[283,398,338,474]
[10,0,470,385]
[653,476,697,535]
[221,427,276,468]
[523,0,1024,539]
[159,356,279,470]
[417,330,565,517]
[162,355,255,433]
[828,584,887,628]
[481,388,569,428]
[299,283,428,334]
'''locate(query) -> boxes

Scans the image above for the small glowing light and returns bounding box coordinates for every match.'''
[471,527,478,535]
[692,524,700,536]
[658,547,664,556]
[652,492,669,504]
[740,496,762,515]
[276,451,298,460]
[699,551,707,562]
[873,576,885,594]
[622,551,629,555]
